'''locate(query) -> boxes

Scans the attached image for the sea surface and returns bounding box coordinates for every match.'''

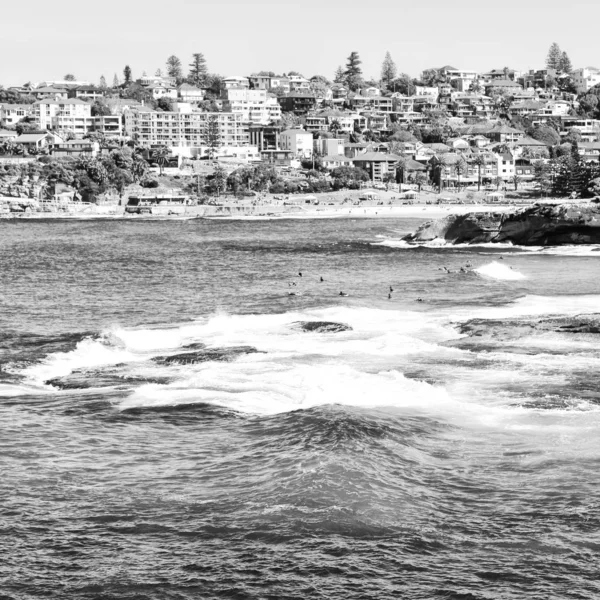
[1,216,600,600]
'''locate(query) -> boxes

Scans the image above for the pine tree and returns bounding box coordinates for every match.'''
[189,53,208,87]
[123,65,132,85]
[112,74,119,88]
[380,51,397,89]
[546,43,562,70]
[333,65,346,84]
[204,114,221,159]
[345,51,363,91]
[559,51,573,74]
[99,75,107,89]
[166,55,183,82]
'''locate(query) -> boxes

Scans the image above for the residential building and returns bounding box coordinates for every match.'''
[13,131,63,151]
[223,76,250,89]
[52,140,100,158]
[33,98,94,136]
[222,88,281,124]
[442,68,479,92]
[260,149,295,166]
[248,75,272,90]
[579,142,600,162]
[249,124,283,151]
[278,93,317,116]
[270,77,291,93]
[68,86,105,101]
[31,86,69,100]
[571,68,600,94]
[485,124,524,144]
[93,115,123,136]
[485,79,523,95]
[321,155,353,169]
[139,75,177,87]
[279,129,313,158]
[303,109,355,134]
[178,84,205,103]
[314,138,345,156]
[0,104,33,126]
[149,81,177,100]
[288,75,311,92]
[124,106,250,151]
[514,158,535,180]
[497,152,515,180]
[352,152,402,182]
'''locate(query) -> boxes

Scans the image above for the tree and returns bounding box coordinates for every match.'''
[156,97,174,112]
[546,43,562,70]
[209,164,227,196]
[455,156,467,189]
[155,68,163,77]
[166,55,183,82]
[380,51,397,89]
[510,174,522,191]
[99,75,107,89]
[154,146,171,176]
[528,124,561,146]
[333,66,346,84]
[436,155,449,193]
[91,100,111,116]
[391,73,416,96]
[472,155,486,191]
[112,74,119,88]
[329,119,342,136]
[189,53,208,87]
[123,65,132,85]
[344,51,363,91]
[204,114,221,159]
[559,51,572,74]
[64,74,76,81]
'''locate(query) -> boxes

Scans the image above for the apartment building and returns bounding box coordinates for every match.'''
[124,106,250,148]
[33,98,94,135]
[279,129,313,158]
[222,89,281,124]
[572,68,600,94]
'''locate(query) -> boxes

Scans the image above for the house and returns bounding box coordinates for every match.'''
[288,75,311,92]
[514,136,549,152]
[69,86,105,101]
[0,129,17,142]
[0,103,33,126]
[222,88,282,124]
[279,129,313,158]
[269,77,291,93]
[148,82,177,100]
[446,137,470,151]
[441,68,480,92]
[485,124,524,144]
[514,158,536,180]
[362,86,381,97]
[399,158,428,183]
[321,155,353,169]
[248,75,272,90]
[509,100,544,117]
[578,142,600,162]
[13,131,63,151]
[249,124,283,151]
[352,152,403,182]
[485,79,523,95]
[223,76,250,89]
[178,84,205,103]
[421,142,452,154]
[278,93,317,116]
[31,86,69,100]
[52,139,100,158]
[497,152,515,180]
[260,149,295,166]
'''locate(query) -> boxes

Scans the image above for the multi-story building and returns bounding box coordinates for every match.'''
[278,93,317,116]
[0,104,33,126]
[248,75,272,90]
[178,84,205,103]
[93,115,122,136]
[314,137,345,156]
[279,129,313,158]
[442,68,480,92]
[572,68,600,94]
[248,124,283,151]
[303,109,355,134]
[223,76,250,90]
[352,152,402,182]
[68,86,105,101]
[288,75,311,92]
[222,89,281,124]
[33,98,94,136]
[148,82,177,100]
[124,106,250,149]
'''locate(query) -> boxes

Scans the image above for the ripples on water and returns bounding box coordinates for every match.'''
[1,218,600,600]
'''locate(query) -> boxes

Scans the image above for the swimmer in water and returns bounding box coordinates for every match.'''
[390,286,394,292]
[339,291,348,297]
[320,277,324,282]
[388,293,392,300]
[416,298,423,302]
[299,272,303,277]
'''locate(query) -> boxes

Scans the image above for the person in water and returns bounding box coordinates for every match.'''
[339,291,348,297]
[320,277,324,282]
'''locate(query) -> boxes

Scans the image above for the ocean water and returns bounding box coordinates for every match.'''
[1,217,600,600]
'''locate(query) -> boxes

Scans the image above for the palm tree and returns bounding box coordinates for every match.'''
[436,155,449,194]
[454,156,467,190]
[472,154,486,191]
[396,155,408,184]
[329,119,342,137]
[154,146,170,176]
[493,176,503,191]
[510,173,522,191]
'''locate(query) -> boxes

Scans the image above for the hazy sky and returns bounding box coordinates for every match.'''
[2,0,599,86]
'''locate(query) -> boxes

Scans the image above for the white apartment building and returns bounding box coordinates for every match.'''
[288,75,311,91]
[0,103,33,126]
[33,98,94,136]
[123,106,250,149]
[279,129,313,158]
[572,68,600,94]
[222,89,281,124]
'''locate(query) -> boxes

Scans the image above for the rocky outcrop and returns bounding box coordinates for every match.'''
[404,202,600,245]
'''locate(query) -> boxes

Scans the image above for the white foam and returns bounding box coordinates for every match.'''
[475,261,526,280]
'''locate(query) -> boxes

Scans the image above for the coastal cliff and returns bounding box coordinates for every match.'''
[404,202,600,245]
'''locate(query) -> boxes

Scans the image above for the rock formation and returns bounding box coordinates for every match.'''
[404,202,600,245]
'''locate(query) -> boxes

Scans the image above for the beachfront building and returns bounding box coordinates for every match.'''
[279,129,313,158]
[352,152,402,183]
[123,106,250,152]
[222,89,282,124]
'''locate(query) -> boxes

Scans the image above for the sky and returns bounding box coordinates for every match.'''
[2,0,599,87]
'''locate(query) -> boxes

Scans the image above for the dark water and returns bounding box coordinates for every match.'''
[1,218,600,600]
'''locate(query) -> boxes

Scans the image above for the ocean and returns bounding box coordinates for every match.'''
[1,217,599,600]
